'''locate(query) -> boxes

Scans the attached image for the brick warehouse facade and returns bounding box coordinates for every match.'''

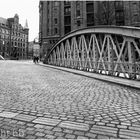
[0,14,29,60]
[39,1,140,58]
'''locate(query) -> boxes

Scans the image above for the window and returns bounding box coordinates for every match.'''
[64,16,71,25]
[54,28,58,34]
[115,1,123,7]
[116,11,124,26]
[87,14,94,26]
[77,20,81,26]
[54,2,59,6]
[54,18,58,24]
[86,3,94,13]
[64,7,71,15]
[47,28,49,35]
[64,1,70,5]
[76,1,80,17]
[64,26,71,34]
[48,9,49,14]
[48,18,49,24]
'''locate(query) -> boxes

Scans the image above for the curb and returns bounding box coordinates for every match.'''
[39,63,140,90]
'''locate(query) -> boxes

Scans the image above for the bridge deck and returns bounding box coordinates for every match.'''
[40,63,140,90]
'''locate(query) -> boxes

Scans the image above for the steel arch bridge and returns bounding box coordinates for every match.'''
[46,26,140,80]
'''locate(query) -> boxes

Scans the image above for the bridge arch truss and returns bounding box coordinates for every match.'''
[47,26,140,80]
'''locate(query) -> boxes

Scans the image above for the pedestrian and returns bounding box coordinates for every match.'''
[36,57,39,63]
[33,56,36,64]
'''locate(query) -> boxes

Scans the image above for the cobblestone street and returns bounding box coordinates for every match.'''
[0,60,140,139]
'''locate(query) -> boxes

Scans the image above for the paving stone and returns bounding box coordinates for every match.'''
[26,135,37,139]
[106,123,116,127]
[121,122,131,126]
[0,112,19,118]
[33,117,61,126]
[0,117,4,120]
[76,119,84,123]
[74,130,85,136]
[35,128,45,133]
[128,126,140,132]
[45,134,56,139]
[52,127,63,132]
[26,123,35,127]
[91,125,118,132]
[68,118,75,121]
[117,125,127,129]
[97,135,110,139]
[90,125,118,137]
[59,121,89,131]
[96,122,106,126]
[26,130,36,135]
[54,132,65,137]
[119,129,140,138]
[85,132,97,138]
[77,136,89,139]
[63,129,74,134]
[52,116,60,119]
[16,121,26,125]
[9,120,18,124]
[132,124,140,128]
[3,118,12,122]
[110,121,119,124]
[13,114,36,122]
[84,121,95,125]
[44,125,54,130]
[26,127,35,131]
[57,136,65,139]
[65,134,76,139]
[60,117,68,120]
[44,130,54,135]
[34,124,45,129]
[36,114,44,117]
[101,120,110,123]
[35,132,45,137]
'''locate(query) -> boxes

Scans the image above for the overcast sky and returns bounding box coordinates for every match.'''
[0,0,39,41]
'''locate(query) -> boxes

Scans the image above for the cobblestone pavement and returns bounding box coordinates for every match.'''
[0,60,140,139]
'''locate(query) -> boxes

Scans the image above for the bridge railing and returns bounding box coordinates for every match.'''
[46,26,140,80]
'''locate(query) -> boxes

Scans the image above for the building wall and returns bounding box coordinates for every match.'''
[39,1,140,58]
[124,1,140,26]
[0,14,29,59]
[0,24,10,58]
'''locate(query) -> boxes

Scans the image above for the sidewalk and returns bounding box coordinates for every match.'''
[39,63,140,90]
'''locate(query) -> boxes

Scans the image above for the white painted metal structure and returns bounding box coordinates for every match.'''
[47,26,140,80]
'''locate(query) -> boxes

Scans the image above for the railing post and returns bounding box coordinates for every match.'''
[127,38,136,79]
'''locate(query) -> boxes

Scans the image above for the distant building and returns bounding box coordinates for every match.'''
[28,41,34,59]
[28,36,40,60]
[39,1,140,57]
[0,14,29,59]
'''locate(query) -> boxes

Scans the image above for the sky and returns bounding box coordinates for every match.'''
[0,0,39,41]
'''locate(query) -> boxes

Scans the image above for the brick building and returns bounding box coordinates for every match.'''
[39,1,140,58]
[0,14,29,59]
